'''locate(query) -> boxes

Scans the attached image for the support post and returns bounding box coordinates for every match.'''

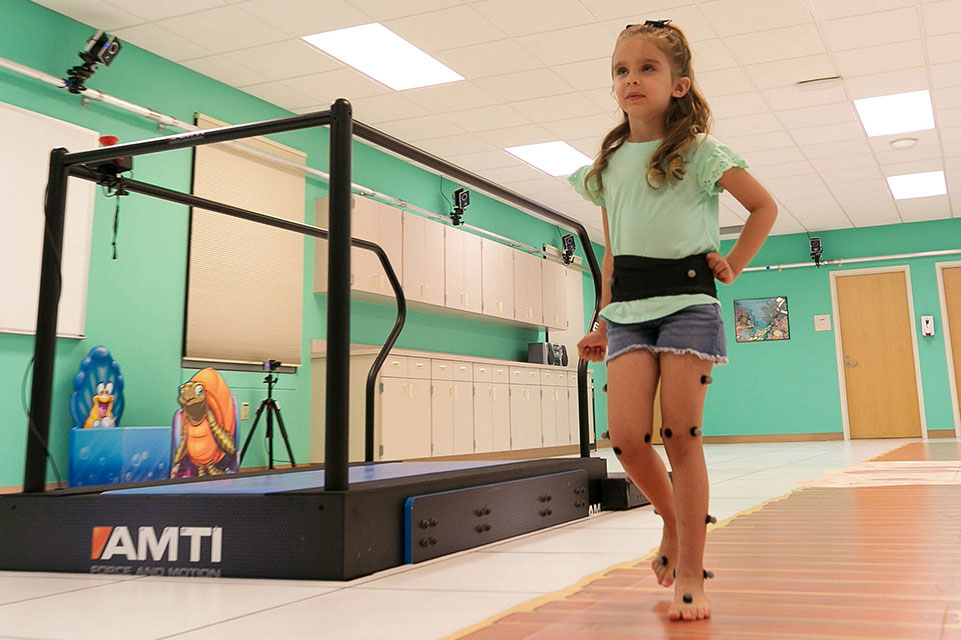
[324,99,353,491]
[24,148,69,493]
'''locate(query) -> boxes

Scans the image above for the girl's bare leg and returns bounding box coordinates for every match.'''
[606,350,678,587]
[659,352,713,621]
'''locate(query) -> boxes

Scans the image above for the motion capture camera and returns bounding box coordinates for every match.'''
[561,233,576,265]
[450,187,470,226]
[65,30,122,94]
[809,236,822,267]
[264,359,282,372]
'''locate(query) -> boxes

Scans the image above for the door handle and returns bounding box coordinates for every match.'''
[845,361,858,367]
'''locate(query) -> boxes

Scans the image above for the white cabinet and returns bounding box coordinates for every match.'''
[509,366,543,450]
[539,369,569,446]
[445,226,483,314]
[473,364,510,453]
[315,196,403,297]
[513,251,543,325]
[542,259,568,330]
[567,371,595,447]
[430,359,474,456]
[481,237,514,320]
[378,356,431,460]
[403,212,445,306]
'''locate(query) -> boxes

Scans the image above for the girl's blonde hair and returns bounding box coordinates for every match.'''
[584,22,712,198]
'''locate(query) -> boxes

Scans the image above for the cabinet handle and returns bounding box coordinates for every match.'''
[524,389,529,401]
[415,362,424,368]
[449,385,454,398]
[497,300,503,314]
[408,384,414,399]
[488,387,492,399]
[465,293,469,306]
[460,292,464,306]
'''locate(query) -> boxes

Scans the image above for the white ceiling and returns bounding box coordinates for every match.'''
[31,0,961,244]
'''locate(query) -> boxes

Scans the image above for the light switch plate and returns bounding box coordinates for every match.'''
[814,314,831,332]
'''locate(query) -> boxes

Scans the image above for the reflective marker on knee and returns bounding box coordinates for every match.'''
[706,514,717,525]
[613,446,621,455]
[662,428,672,438]
[701,375,712,385]
[703,569,714,579]
[601,430,610,439]
[644,433,651,443]
[690,426,701,437]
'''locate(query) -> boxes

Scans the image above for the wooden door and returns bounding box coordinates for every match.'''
[943,267,961,428]
[836,272,921,438]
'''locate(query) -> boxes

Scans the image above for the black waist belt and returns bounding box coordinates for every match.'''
[610,254,717,302]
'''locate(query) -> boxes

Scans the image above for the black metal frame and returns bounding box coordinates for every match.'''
[23,97,602,495]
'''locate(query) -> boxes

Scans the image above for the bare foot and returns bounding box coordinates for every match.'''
[650,526,677,587]
[668,574,711,621]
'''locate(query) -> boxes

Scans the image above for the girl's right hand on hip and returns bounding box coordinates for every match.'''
[577,330,607,362]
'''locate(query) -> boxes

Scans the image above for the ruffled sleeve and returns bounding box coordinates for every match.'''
[694,136,748,196]
[567,165,605,208]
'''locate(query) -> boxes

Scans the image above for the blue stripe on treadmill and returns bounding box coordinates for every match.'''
[103,460,525,495]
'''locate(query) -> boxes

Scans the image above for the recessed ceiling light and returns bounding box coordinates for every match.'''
[504,141,593,177]
[886,170,946,200]
[854,90,935,137]
[302,23,463,91]
[890,137,919,150]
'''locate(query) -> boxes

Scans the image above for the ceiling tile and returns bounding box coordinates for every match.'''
[723,131,796,153]
[346,93,430,123]
[402,81,500,113]
[157,6,288,53]
[442,104,532,132]
[445,149,518,172]
[937,106,961,128]
[799,138,872,159]
[240,80,318,109]
[517,24,614,66]
[33,0,147,30]
[283,68,389,104]
[761,173,825,191]
[181,55,272,87]
[926,33,961,65]
[808,0,914,21]
[342,0,461,21]
[768,213,809,234]
[816,165,883,184]
[880,158,946,176]
[224,40,341,81]
[476,124,557,148]
[874,145,944,166]
[843,68,929,100]
[932,61,961,89]
[868,128,941,151]
[575,0,695,21]
[709,92,770,119]
[835,191,896,212]
[921,0,961,36]
[821,7,920,51]
[743,55,837,89]
[696,68,754,97]
[480,163,551,184]
[568,136,604,157]
[385,5,505,52]
[833,40,925,77]
[376,115,465,141]
[112,23,215,61]
[935,86,961,109]
[104,0,226,21]
[749,160,816,179]
[846,208,902,227]
[474,69,576,103]
[602,5,715,42]
[809,153,878,173]
[826,178,888,196]
[435,40,543,80]
[503,176,572,195]
[472,0,596,37]
[776,103,857,129]
[762,84,847,111]
[552,58,613,92]
[581,87,621,113]
[419,133,496,157]
[724,25,825,65]
[235,0,369,37]
[742,146,807,167]
[542,113,621,141]
[943,126,961,143]
[689,40,738,72]
[698,0,812,37]
[712,112,783,138]
[896,195,952,222]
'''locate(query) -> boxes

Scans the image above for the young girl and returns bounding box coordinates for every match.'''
[570,21,777,621]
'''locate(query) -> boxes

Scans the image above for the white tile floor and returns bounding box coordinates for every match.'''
[0,439,912,640]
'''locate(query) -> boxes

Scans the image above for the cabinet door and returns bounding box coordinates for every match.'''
[542,259,568,330]
[481,238,514,319]
[510,385,543,450]
[452,381,474,454]
[491,383,511,451]
[444,225,465,310]
[379,378,409,460]
[404,213,445,306]
[513,251,543,324]
[431,381,454,456]
[408,378,432,458]
[540,386,557,447]
[462,232,483,314]
[473,384,494,453]
[555,386,571,445]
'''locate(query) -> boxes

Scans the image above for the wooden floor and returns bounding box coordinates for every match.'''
[454,442,961,639]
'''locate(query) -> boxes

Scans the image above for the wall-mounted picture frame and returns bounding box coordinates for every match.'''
[733,296,790,342]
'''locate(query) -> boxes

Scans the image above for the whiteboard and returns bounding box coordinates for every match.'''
[0,101,98,338]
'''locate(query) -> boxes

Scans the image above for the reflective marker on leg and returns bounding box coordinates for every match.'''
[690,426,701,437]
[682,592,693,604]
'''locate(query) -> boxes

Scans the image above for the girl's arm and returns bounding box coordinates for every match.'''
[713,167,778,282]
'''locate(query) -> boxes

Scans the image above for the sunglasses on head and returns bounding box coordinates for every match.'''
[626,19,672,29]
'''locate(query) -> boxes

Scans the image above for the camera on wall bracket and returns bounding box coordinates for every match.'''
[450,187,470,226]
[809,236,823,267]
[64,30,122,94]
[561,233,576,265]
[263,359,282,372]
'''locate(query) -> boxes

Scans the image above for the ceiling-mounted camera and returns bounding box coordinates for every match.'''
[450,187,470,226]
[809,236,822,267]
[64,30,123,94]
[561,233,576,265]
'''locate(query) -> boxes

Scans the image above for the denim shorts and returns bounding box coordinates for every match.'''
[606,304,728,365]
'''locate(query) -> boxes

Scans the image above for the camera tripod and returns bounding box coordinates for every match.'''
[239,373,296,469]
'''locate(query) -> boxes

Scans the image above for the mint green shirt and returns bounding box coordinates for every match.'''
[568,133,747,324]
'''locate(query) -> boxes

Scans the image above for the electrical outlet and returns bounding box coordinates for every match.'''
[241,402,250,420]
